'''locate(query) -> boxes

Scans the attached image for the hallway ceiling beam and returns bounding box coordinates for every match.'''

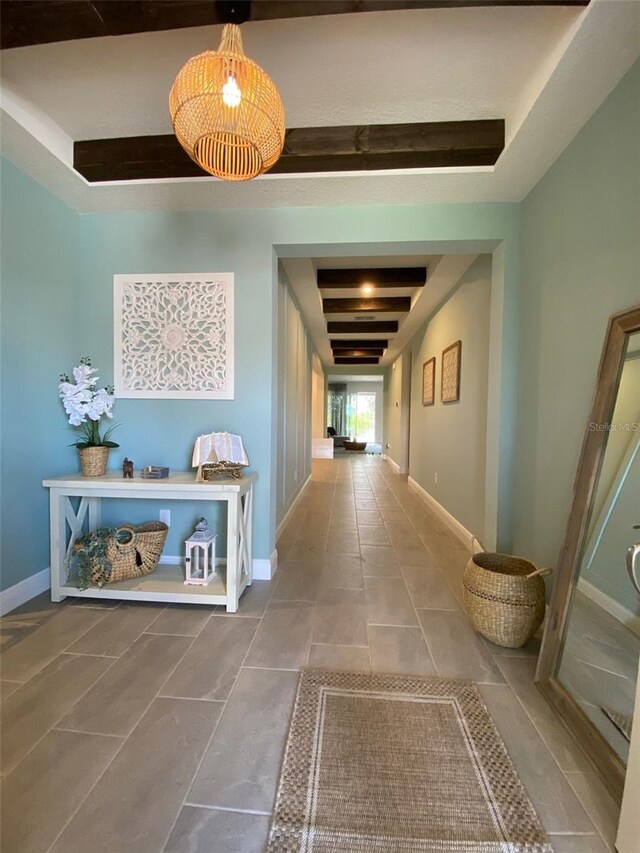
[331,348,385,358]
[323,297,411,314]
[0,1,590,50]
[334,357,380,365]
[330,339,389,349]
[327,322,399,334]
[318,268,426,288]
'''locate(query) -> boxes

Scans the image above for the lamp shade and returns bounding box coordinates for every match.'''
[169,24,285,182]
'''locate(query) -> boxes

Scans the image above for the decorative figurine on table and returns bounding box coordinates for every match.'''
[122,458,134,479]
[184,517,217,586]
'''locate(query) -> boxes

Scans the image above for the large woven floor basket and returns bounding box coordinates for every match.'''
[463,546,551,648]
[93,522,168,585]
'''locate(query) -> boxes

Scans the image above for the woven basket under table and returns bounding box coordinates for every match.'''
[93,522,168,585]
[463,548,552,648]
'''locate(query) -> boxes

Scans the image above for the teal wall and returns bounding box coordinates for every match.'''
[513,59,640,572]
[1,161,83,590]
[276,270,313,528]
[384,352,412,472]
[1,155,520,592]
[409,255,492,539]
[72,207,278,563]
[384,355,404,468]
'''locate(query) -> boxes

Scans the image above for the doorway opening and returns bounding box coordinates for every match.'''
[327,374,384,454]
[327,386,377,441]
[348,392,376,443]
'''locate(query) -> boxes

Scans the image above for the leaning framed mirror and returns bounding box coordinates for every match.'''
[536,303,640,802]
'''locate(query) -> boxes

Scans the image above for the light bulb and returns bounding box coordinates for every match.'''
[222,75,241,108]
[361,284,374,295]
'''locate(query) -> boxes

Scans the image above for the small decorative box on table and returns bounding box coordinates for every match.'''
[42,470,256,612]
[141,466,169,479]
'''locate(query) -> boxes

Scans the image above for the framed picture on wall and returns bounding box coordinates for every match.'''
[441,340,462,403]
[422,357,435,406]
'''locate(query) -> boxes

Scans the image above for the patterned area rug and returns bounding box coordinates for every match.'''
[268,669,553,852]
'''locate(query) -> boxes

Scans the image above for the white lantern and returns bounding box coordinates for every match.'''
[184,518,217,586]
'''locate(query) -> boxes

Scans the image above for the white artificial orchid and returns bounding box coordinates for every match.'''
[90,387,115,417]
[59,358,119,448]
[72,363,98,387]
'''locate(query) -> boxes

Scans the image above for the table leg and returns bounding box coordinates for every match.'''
[50,490,67,602]
[245,486,253,586]
[226,495,239,612]
[88,497,102,531]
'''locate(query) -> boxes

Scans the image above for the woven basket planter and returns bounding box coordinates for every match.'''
[463,546,552,648]
[92,522,168,585]
[79,446,109,477]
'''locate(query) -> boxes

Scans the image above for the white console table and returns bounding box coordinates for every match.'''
[42,471,257,612]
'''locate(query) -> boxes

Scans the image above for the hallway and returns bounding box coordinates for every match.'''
[1,458,619,852]
[274,457,618,852]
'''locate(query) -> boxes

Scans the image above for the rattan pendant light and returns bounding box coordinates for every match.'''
[170,21,285,182]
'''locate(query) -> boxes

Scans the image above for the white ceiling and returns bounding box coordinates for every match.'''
[0,7,577,138]
[1,0,639,212]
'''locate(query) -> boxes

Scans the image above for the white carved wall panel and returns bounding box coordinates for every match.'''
[114,273,234,399]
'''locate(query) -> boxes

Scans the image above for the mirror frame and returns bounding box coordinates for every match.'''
[536,303,640,802]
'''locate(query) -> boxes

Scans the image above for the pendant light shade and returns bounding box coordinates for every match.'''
[169,24,285,182]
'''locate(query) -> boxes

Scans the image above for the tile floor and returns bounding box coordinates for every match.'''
[0,456,620,852]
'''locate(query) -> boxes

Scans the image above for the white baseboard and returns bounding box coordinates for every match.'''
[577,579,640,637]
[382,454,407,475]
[382,453,398,473]
[407,476,474,550]
[1,568,50,616]
[276,474,311,540]
[253,550,278,581]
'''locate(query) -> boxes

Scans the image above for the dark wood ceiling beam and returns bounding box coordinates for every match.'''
[334,357,380,365]
[1,1,591,50]
[257,120,505,172]
[73,120,504,182]
[327,322,399,334]
[331,349,385,358]
[74,135,200,182]
[324,297,411,314]
[318,268,426,288]
[331,339,389,349]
